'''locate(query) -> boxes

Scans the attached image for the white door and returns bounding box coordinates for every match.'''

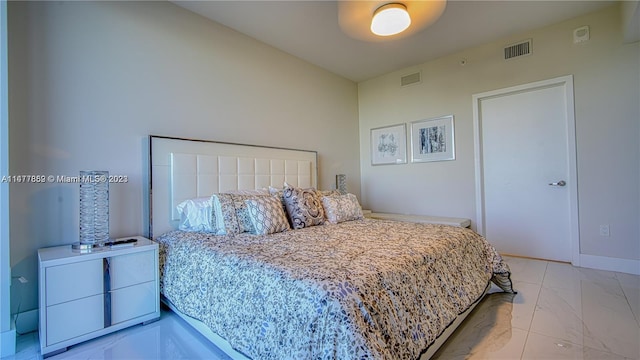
[474,76,578,263]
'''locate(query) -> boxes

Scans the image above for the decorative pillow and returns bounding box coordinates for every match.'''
[321,193,364,224]
[268,186,285,200]
[282,186,325,229]
[232,194,257,233]
[268,185,288,213]
[211,194,236,234]
[318,189,340,197]
[245,197,290,235]
[270,185,337,200]
[200,195,228,235]
[215,193,271,235]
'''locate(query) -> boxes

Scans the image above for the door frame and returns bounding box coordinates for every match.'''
[0,1,16,357]
[472,75,580,266]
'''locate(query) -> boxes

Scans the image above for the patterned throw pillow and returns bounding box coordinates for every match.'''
[214,193,271,235]
[318,189,340,197]
[213,193,240,235]
[245,197,291,235]
[231,194,262,233]
[208,195,226,235]
[282,186,325,229]
[321,193,364,224]
[268,186,286,207]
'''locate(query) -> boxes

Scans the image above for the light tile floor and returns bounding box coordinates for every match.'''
[3,256,639,360]
[433,256,640,359]
[3,309,232,360]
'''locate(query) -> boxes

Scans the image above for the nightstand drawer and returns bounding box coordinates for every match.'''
[111,281,156,324]
[46,259,103,306]
[110,250,155,290]
[46,294,104,346]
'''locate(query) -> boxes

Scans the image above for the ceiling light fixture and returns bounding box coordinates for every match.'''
[371,3,411,36]
[339,0,446,42]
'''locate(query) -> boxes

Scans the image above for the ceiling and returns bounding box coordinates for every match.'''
[173,0,616,82]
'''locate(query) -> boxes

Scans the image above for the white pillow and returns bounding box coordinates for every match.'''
[176,197,215,232]
[176,196,226,234]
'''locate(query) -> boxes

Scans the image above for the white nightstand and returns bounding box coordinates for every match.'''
[367,212,471,228]
[38,236,160,357]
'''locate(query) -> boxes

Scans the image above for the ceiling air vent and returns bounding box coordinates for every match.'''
[504,39,532,60]
[401,71,421,87]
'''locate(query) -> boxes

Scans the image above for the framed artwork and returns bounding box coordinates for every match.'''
[370,123,407,165]
[410,115,455,163]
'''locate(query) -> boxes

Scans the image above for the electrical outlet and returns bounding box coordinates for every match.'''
[599,225,610,237]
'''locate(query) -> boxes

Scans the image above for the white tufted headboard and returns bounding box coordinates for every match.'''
[149,136,317,238]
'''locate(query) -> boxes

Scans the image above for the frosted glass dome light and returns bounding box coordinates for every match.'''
[370,3,411,36]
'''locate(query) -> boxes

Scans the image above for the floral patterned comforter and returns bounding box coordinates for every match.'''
[157,219,513,359]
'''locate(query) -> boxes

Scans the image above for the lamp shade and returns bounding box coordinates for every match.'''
[371,3,411,36]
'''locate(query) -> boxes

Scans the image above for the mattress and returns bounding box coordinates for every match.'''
[157,219,513,359]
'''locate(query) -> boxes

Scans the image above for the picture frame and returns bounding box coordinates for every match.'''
[370,123,407,165]
[410,115,455,163]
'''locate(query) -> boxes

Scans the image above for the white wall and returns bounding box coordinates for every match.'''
[359,5,639,264]
[622,0,640,43]
[8,1,359,322]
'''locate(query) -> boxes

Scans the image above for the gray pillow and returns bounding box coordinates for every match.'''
[282,185,325,229]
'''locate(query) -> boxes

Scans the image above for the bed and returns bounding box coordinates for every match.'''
[149,135,514,359]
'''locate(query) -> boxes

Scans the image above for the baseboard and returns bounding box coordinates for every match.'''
[579,254,640,275]
[13,308,38,335]
[1,327,16,357]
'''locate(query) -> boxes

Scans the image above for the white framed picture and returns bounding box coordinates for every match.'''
[370,123,407,165]
[410,115,455,163]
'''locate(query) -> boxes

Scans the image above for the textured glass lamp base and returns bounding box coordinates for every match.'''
[336,174,347,195]
[79,170,110,246]
[71,242,106,252]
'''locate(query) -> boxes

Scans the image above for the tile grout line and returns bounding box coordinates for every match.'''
[519,260,548,359]
[582,273,640,359]
[614,273,640,328]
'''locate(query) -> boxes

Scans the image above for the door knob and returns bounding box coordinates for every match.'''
[549,180,566,187]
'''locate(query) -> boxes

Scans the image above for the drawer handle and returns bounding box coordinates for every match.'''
[103,258,111,327]
[548,180,566,187]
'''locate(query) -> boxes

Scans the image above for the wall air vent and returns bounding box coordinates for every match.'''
[504,39,532,60]
[401,72,421,87]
